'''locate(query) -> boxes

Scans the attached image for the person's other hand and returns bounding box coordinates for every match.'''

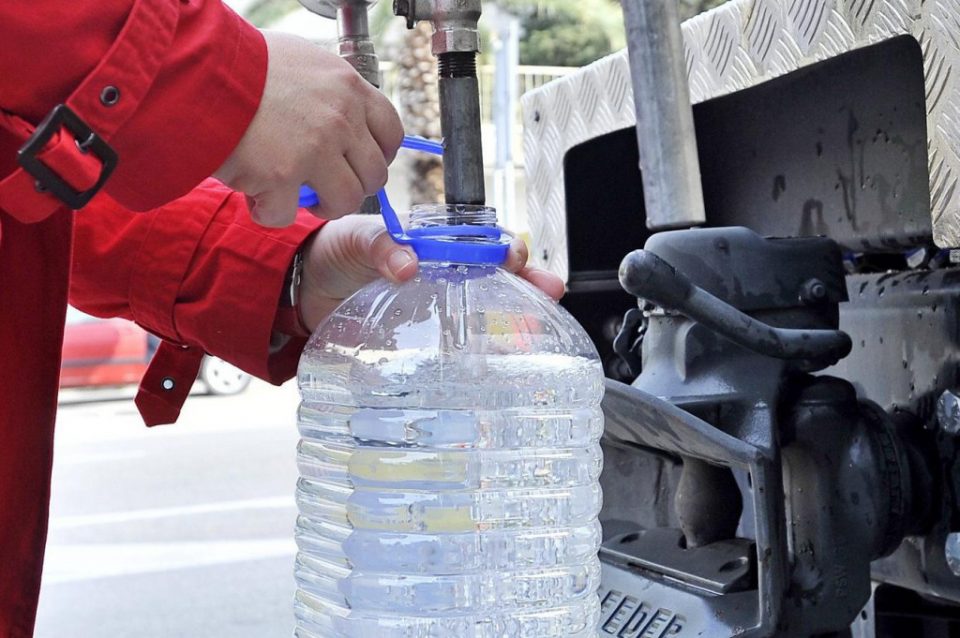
[216,31,404,227]
[298,216,566,331]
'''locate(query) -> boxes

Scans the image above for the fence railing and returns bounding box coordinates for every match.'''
[479,64,578,122]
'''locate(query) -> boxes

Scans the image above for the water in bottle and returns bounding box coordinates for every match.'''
[294,201,604,637]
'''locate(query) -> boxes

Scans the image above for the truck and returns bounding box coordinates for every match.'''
[523,0,960,635]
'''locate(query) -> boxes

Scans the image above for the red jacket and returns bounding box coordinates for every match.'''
[0,2,322,634]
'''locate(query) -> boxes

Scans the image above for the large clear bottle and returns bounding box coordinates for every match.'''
[294,204,604,637]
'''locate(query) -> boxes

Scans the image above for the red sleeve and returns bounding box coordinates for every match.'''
[0,0,266,210]
[70,179,325,383]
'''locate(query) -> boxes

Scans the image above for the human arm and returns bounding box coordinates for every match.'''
[72,181,564,373]
[72,180,563,368]
[215,32,404,226]
[0,2,401,225]
[0,0,265,212]
[70,180,323,389]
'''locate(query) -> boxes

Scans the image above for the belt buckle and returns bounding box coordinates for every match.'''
[16,104,118,209]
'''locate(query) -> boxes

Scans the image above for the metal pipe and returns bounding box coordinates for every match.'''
[335,1,370,38]
[438,53,485,204]
[300,0,381,214]
[620,0,706,229]
[395,0,486,205]
[336,1,381,87]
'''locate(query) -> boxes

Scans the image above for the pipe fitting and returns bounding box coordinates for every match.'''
[395,0,481,54]
[393,0,432,27]
[432,29,481,55]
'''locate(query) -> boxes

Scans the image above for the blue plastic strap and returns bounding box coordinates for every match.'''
[406,225,502,240]
[396,135,444,155]
[300,135,509,265]
[298,184,319,208]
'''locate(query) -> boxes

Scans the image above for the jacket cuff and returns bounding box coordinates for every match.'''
[106,2,267,210]
[129,183,324,385]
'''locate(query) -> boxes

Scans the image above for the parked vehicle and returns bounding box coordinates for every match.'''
[522,0,960,634]
[60,307,251,396]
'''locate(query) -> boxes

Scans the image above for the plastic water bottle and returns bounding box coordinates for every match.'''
[293,141,603,637]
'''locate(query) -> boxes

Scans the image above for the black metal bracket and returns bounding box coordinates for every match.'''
[602,379,786,637]
[618,249,852,367]
[612,307,645,378]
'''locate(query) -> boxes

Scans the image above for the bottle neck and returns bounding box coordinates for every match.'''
[408,204,498,230]
[404,204,508,266]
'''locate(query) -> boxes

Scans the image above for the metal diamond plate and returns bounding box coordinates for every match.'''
[523,0,960,281]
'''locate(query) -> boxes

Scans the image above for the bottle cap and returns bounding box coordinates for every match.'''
[299,136,511,265]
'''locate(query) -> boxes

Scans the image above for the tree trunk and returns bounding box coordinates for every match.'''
[395,22,444,205]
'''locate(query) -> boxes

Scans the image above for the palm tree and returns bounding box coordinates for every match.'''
[391,22,444,204]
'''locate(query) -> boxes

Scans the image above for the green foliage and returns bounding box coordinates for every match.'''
[520,25,612,67]
[497,0,625,67]
[496,0,728,67]
[239,0,730,66]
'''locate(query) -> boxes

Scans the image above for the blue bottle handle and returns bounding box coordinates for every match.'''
[299,135,510,265]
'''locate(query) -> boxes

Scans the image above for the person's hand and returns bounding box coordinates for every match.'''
[215,31,404,227]
[297,216,566,331]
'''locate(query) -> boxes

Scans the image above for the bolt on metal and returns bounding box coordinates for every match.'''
[937,390,960,434]
[946,533,960,576]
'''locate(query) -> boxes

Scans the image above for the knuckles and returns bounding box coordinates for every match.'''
[263,157,299,187]
[368,161,389,194]
[325,181,366,217]
[343,182,366,211]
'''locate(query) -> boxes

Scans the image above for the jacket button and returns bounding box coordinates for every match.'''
[100,86,120,107]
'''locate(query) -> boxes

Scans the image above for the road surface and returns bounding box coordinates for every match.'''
[36,380,303,637]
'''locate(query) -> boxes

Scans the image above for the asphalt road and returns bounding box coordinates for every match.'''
[35,380,303,638]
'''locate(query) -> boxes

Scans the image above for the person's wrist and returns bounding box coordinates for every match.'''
[295,233,328,334]
[274,248,310,338]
